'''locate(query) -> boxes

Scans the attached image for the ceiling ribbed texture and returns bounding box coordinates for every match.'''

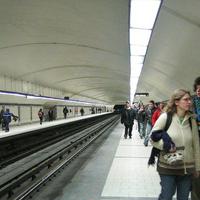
[0,0,130,105]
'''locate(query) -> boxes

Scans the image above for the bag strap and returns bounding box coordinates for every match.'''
[164,112,192,131]
[189,117,192,130]
[164,112,172,131]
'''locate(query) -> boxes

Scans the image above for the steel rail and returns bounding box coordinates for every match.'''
[0,114,120,200]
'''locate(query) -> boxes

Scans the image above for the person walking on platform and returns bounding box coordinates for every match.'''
[191,76,200,200]
[3,108,18,132]
[137,104,146,139]
[63,106,69,119]
[80,107,85,116]
[121,101,135,139]
[91,107,95,114]
[150,89,200,200]
[38,108,44,125]
[48,108,54,121]
[0,108,5,130]
[151,102,165,126]
[144,100,156,146]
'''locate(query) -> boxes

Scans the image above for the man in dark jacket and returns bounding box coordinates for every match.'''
[63,106,69,119]
[121,101,135,139]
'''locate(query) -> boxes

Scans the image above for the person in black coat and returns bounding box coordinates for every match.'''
[63,106,69,119]
[121,101,136,139]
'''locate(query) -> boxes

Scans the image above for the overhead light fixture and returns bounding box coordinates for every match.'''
[130,0,161,102]
[134,92,149,97]
[0,90,105,106]
[0,90,26,97]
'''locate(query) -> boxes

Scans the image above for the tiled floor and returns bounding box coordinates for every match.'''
[101,124,161,199]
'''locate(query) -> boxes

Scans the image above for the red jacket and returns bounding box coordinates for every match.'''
[151,108,162,126]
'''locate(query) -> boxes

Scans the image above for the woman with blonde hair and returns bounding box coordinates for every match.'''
[150,89,200,200]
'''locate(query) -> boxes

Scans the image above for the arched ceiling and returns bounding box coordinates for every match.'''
[0,0,130,105]
[0,0,199,106]
[136,0,200,104]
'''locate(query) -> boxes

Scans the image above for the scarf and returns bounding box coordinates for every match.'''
[148,130,175,166]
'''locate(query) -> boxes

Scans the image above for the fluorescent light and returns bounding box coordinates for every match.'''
[130,0,161,102]
[130,28,151,46]
[130,77,139,97]
[130,45,147,56]
[26,95,41,99]
[0,91,26,97]
[130,0,161,29]
[0,90,106,106]
[131,56,144,64]
[131,63,143,77]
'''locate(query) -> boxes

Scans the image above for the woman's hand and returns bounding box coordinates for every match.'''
[169,145,176,153]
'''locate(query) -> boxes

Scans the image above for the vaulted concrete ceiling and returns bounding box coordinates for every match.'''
[136,0,200,104]
[0,0,130,105]
[0,0,199,106]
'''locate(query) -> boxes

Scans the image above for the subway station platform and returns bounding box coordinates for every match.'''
[31,122,161,200]
[0,113,104,138]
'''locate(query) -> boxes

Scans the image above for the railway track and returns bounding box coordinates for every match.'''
[0,113,114,168]
[0,114,120,200]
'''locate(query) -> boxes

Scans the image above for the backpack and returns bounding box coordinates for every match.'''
[38,111,43,117]
[164,112,192,131]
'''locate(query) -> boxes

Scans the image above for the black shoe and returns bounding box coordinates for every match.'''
[129,136,132,139]
[124,135,127,139]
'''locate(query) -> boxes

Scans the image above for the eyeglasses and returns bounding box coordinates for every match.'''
[180,97,192,102]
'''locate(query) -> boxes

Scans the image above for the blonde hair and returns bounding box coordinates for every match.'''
[164,89,191,114]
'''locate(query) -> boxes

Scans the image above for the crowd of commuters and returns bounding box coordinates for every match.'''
[121,99,159,143]
[120,76,200,200]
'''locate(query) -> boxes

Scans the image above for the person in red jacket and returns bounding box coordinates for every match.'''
[151,102,165,126]
[38,108,44,125]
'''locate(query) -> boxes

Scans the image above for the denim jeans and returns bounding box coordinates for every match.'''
[139,122,145,138]
[158,174,192,200]
[144,122,152,146]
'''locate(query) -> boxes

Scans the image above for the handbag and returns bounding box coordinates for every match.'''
[162,146,185,165]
